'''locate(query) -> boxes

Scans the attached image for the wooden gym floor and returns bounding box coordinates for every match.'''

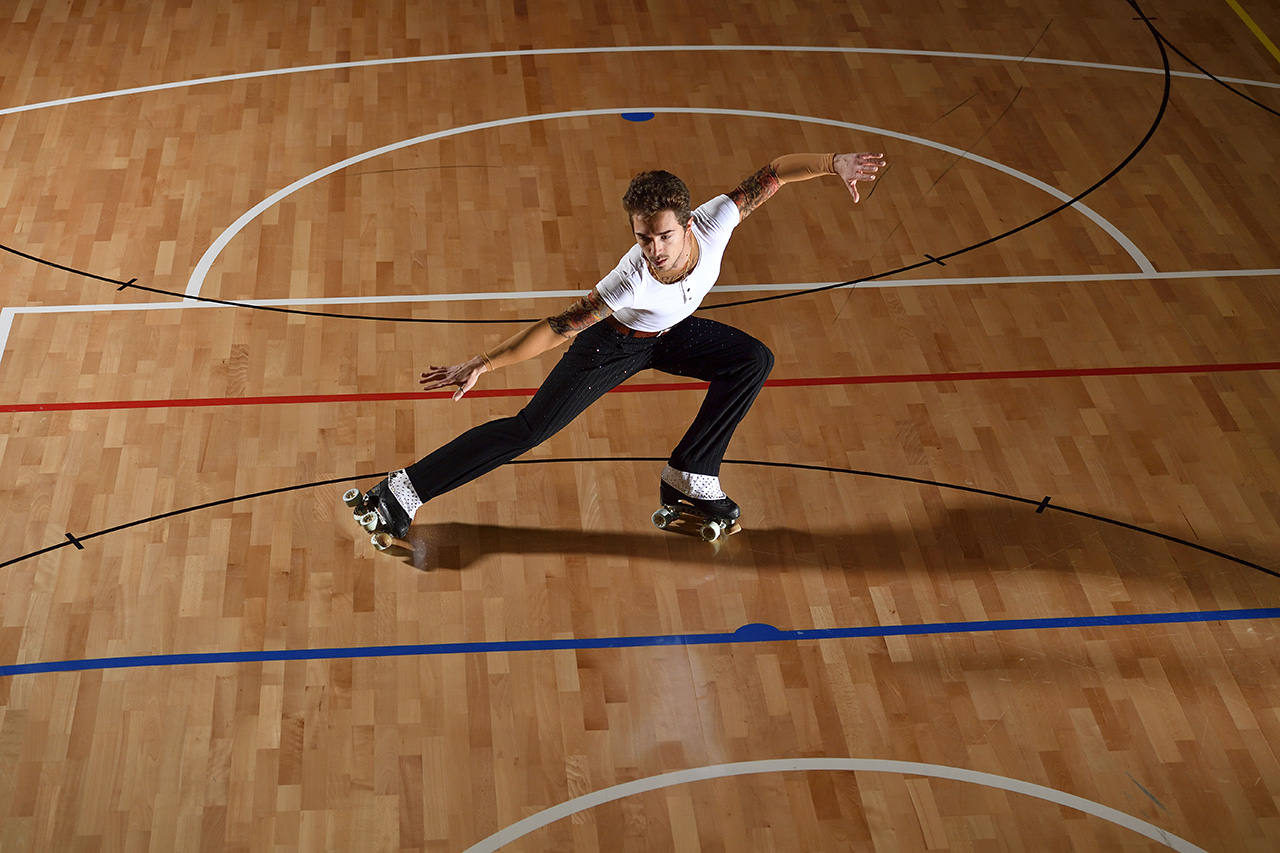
[2,0,1279,850]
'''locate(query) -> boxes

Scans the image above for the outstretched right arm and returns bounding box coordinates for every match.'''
[728,152,886,221]
[419,289,613,400]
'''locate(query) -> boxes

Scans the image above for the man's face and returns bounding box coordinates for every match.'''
[631,210,691,273]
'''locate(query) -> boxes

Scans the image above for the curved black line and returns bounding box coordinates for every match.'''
[1,4,1271,577]
[0,245,542,325]
[1157,31,1280,119]
[5,1,1179,325]
[710,458,1279,579]
[707,3,1174,310]
[3,456,1276,580]
[112,278,543,325]
[0,241,134,286]
[0,472,374,570]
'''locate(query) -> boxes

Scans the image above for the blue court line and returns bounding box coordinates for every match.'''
[3,608,1276,678]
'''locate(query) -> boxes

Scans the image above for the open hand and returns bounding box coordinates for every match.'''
[835,152,886,203]
[420,357,486,401]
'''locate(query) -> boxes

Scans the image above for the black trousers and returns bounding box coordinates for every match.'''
[405,316,774,502]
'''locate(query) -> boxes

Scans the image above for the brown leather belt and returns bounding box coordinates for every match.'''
[605,315,667,338]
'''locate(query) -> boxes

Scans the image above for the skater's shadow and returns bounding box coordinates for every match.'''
[384,502,1262,580]
[393,520,773,571]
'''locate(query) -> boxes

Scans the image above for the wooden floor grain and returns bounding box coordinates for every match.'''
[2,0,1278,850]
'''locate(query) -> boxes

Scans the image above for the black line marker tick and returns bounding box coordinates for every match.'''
[1036,496,1052,514]
[117,278,137,291]
[925,254,947,266]
[65,533,85,550]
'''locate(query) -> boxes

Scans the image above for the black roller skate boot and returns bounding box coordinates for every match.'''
[652,467,742,541]
[342,471,417,551]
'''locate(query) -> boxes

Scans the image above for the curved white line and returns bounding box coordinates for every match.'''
[2,44,1276,117]
[184,106,1152,299]
[462,758,1206,853]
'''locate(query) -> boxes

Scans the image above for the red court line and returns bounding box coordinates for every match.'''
[2,361,1277,414]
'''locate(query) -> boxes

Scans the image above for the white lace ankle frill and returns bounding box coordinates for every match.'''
[661,465,726,500]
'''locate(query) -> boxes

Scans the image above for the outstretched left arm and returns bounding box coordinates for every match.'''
[728,152,886,220]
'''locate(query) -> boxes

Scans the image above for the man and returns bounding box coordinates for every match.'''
[353,151,885,545]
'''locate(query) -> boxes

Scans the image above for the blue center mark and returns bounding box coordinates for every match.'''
[622,112,655,122]
[735,622,786,640]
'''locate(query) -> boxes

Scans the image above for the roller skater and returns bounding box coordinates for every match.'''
[346,149,885,551]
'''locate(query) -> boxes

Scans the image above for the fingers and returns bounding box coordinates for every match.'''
[420,366,456,387]
[851,153,886,178]
[419,367,451,389]
[420,364,481,400]
[844,153,887,203]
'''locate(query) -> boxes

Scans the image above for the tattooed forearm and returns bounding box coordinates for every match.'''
[727,164,782,221]
[548,289,612,337]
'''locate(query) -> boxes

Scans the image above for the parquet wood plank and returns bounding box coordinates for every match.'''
[3,0,1279,850]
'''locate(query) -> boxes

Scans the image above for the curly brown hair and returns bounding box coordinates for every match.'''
[622,170,692,227]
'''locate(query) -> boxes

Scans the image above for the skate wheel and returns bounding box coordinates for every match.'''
[700,521,725,542]
[371,532,393,551]
[359,511,379,532]
[653,507,678,530]
[342,488,364,509]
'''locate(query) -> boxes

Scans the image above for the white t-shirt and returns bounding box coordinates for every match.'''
[595,194,741,332]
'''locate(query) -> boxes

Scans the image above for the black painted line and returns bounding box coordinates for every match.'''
[1155,31,1280,119]
[7,4,1267,340]
[1043,501,1277,576]
[2,2,1184,327]
[5,456,1275,582]
[708,1,1174,311]
[0,473,379,569]
[1036,496,1052,514]
[0,4,1268,580]
[81,473,378,545]
[0,242,133,286]
[110,278,540,325]
[0,250,535,325]
[683,458,1278,579]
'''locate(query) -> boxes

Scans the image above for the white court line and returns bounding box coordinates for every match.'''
[183,105,1155,302]
[461,757,1206,852]
[3,269,1278,374]
[1,44,1276,118]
